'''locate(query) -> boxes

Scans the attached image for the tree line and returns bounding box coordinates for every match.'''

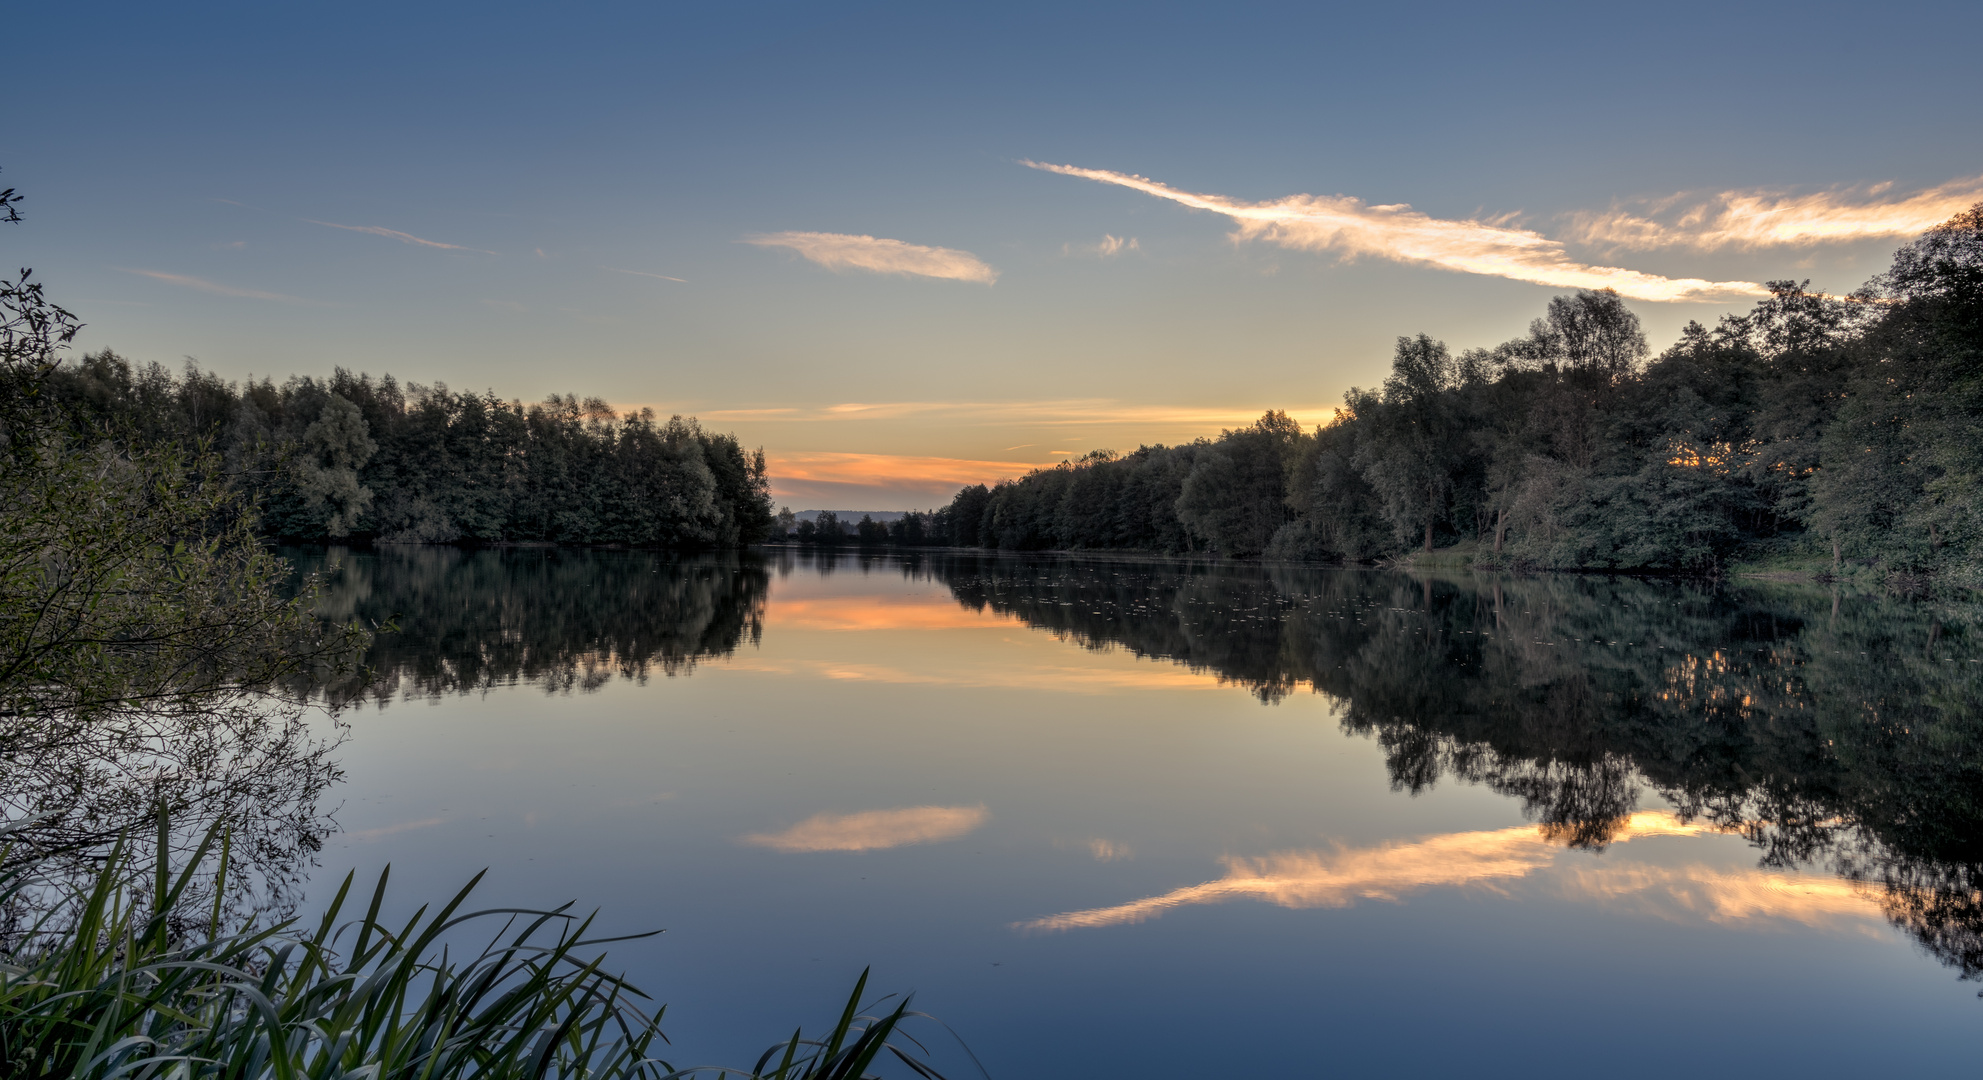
[930,207,1983,581]
[45,354,777,548]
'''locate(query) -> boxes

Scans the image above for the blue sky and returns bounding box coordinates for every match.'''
[8,1,1981,506]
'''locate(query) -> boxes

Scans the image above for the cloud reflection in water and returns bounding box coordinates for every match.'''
[1016,812,1882,934]
[744,805,990,853]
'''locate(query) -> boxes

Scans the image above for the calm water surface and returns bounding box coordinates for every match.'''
[282,546,1983,1077]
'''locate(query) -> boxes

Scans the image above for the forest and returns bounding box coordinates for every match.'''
[44,355,777,548]
[919,206,1983,583]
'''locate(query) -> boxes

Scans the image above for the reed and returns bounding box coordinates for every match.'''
[0,811,960,1079]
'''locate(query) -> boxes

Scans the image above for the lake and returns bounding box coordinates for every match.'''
[276,545,1981,1077]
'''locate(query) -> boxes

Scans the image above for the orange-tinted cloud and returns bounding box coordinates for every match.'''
[1567,175,1983,251]
[1023,161,1767,303]
[744,231,998,283]
[743,804,989,852]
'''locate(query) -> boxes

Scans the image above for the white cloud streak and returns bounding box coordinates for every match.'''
[744,231,998,284]
[1566,175,1983,251]
[305,219,496,254]
[1022,160,1766,303]
[116,268,308,303]
[605,266,688,283]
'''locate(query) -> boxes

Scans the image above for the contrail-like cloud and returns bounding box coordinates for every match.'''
[605,266,688,283]
[117,268,308,302]
[1566,175,1983,251]
[744,231,998,284]
[1022,161,1765,303]
[305,219,496,254]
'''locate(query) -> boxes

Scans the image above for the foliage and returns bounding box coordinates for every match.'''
[44,361,776,550]
[935,208,1983,579]
[0,174,368,922]
[0,817,956,1079]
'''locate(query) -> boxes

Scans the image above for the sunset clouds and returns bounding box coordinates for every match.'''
[1566,175,1983,251]
[744,231,999,283]
[1023,160,1769,303]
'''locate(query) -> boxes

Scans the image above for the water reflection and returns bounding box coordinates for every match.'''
[288,545,768,704]
[297,547,1983,991]
[744,805,991,852]
[912,553,1983,987]
[1015,811,1884,935]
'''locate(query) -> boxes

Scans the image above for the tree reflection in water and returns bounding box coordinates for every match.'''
[289,545,769,705]
[2,547,769,935]
[915,552,1983,989]
[95,548,1971,985]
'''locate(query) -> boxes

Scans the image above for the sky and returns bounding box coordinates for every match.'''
[7,0,1981,508]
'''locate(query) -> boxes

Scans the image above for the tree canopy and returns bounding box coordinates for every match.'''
[926,207,1983,584]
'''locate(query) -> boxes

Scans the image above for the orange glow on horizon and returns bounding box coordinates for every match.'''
[766,451,1043,495]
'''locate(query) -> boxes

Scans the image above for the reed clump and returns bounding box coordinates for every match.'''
[0,813,960,1079]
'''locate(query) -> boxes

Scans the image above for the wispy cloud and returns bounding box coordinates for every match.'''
[116,268,308,303]
[1022,161,1766,303]
[1088,838,1133,862]
[743,805,989,852]
[1566,175,1983,252]
[305,219,496,254]
[605,266,688,283]
[744,231,998,284]
[1063,234,1140,258]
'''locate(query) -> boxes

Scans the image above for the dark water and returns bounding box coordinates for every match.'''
[279,546,1982,1077]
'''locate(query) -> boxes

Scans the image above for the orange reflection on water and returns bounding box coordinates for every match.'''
[1559,863,1879,932]
[1015,812,1884,934]
[722,656,1232,694]
[743,804,990,852]
[771,595,1011,632]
